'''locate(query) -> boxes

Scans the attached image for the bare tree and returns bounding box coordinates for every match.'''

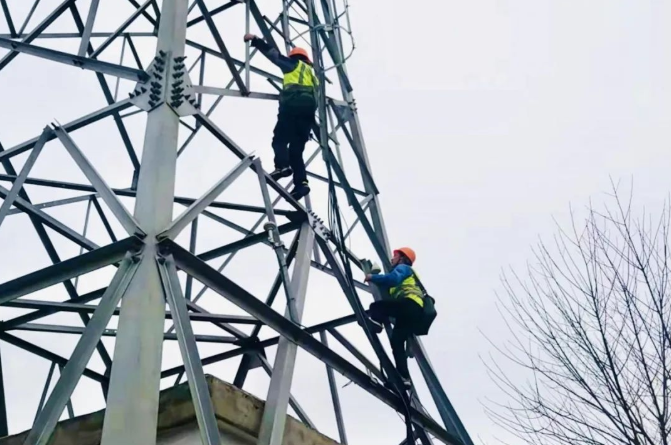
[486,188,671,445]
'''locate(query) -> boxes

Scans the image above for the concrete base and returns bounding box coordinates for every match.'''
[0,376,340,445]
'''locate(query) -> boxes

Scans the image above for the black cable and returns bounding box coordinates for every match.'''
[323,147,415,444]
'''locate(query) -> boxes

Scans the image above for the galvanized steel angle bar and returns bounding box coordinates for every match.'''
[196,220,300,263]
[0,38,147,81]
[0,173,287,216]
[126,35,143,70]
[161,313,358,379]
[0,31,157,39]
[327,102,379,196]
[322,150,388,265]
[411,340,475,445]
[90,0,155,59]
[185,39,283,84]
[52,124,145,238]
[0,184,100,251]
[248,229,301,339]
[33,362,56,425]
[69,5,142,172]
[0,127,51,229]
[0,346,6,436]
[187,0,240,28]
[0,287,105,331]
[0,100,134,163]
[125,0,158,27]
[157,255,222,445]
[6,194,94,217]
[257,223,314,444]
[91,196,119,242]
[319,331,348,444]
[23,255,141,445]
[0,0,74,70]
[254,158,299,323]
[77,0,101,56]
[0,332,107,384]
[0,0,16,37]
[326,327,383,381]
[193,111,304,211]
[0,236,141,304]
[257,354,316,429]
[159,154,253,240]
[194,0,247,93]
[248,0,279,51]
[184,217,198,300]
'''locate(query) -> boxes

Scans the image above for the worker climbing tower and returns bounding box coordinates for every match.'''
[0,1,473,444]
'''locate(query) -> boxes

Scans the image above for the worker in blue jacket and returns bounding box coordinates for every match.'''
[365,247,423,387]
[243,34,317,200]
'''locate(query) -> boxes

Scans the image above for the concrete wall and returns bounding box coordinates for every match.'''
[0,376,340,445]
[158,423,250,445]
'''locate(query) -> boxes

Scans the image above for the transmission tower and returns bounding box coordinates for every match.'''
[0,1,473,444]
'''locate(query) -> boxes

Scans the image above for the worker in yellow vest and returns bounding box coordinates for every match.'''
[243,34,318,200]
[365,247,423,388]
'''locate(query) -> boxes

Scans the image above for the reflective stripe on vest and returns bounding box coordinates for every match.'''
[283,60,317,90]
[390,271,424,308]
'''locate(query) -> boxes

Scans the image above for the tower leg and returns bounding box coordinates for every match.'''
[100,2,189,444]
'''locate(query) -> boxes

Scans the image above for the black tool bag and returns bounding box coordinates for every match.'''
[414,274,437,336]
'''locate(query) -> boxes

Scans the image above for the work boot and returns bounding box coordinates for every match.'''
[290,182,310,200]
[383,378,412,391]
[367,318,384,334]
[270,166,292,181]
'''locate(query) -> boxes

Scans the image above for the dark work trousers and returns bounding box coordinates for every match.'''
[369,298,423,379]
[272,99,315,187]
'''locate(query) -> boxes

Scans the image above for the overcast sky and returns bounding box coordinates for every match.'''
[0,0,671,444]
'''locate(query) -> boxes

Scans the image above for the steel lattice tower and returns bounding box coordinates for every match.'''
[0,1,473,444]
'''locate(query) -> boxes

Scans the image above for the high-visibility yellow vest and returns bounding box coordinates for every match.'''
[283,60,317,91]
[390,270,424,308]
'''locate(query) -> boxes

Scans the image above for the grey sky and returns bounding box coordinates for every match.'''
[0,0,669,444]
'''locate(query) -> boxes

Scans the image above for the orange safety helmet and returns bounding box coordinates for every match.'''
[394,247,416,265]
[289,47,311,62]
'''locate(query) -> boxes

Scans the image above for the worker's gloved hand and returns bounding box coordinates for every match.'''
[243,33,258,42]
[364,274,373,283]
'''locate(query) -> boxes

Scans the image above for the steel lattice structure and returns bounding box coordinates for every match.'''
[0,1,473,444]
